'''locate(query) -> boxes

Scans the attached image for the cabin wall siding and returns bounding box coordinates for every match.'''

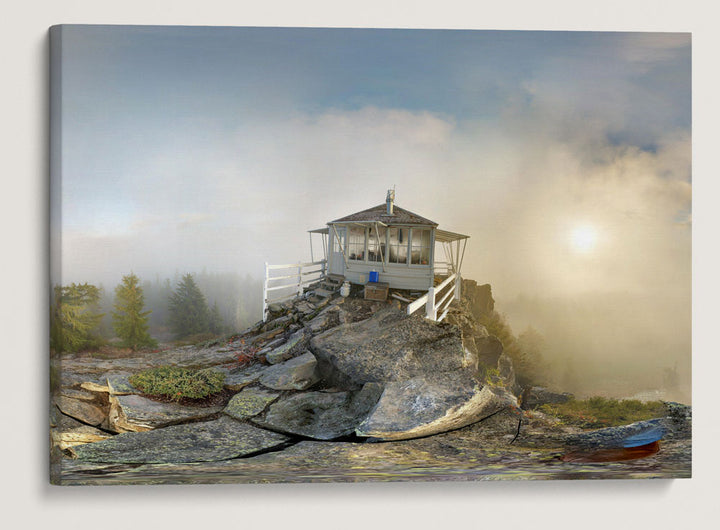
[326,221,436,290]
[343,262,434,290]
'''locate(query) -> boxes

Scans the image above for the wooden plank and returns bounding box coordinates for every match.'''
[407,293,429,315]
[267,273,303,282]
[435,287,454,313]
[267,260,326,270]
[266,284,301,292]
[265,292,299,305]
[391,293,411,303]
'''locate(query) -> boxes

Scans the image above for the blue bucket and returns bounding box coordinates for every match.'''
[369,271,379,283]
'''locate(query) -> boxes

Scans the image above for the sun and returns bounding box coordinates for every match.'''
[569,224,598,254]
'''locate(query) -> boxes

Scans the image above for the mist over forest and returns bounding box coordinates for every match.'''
[56,261,690,404]
[91,270,263,342]
[497,289,691,404]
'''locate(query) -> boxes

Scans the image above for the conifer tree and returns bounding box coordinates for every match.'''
[168,273,210,339]
[208,301,225,335]
[50,283,105,353]
[112,273,156,350]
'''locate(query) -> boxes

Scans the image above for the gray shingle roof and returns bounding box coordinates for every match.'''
[330,203,438,226]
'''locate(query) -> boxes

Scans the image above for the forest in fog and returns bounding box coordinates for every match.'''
[51,270,263,351]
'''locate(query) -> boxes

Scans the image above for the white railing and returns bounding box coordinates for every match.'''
[433,261,454,276]
[407,273,461,322]
[263,260,326,321]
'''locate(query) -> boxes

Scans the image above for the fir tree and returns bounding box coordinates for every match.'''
[168,273,210,339]
[208,301,225,335]
[50,283,105,353]
[112,273,156,350]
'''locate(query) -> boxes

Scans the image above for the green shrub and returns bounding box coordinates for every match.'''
[539,397,666,429]
[129,366,225,401]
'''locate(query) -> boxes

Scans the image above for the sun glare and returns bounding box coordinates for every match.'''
[570,224,598,254]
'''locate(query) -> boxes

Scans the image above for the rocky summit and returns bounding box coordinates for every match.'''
[50,280,691,484]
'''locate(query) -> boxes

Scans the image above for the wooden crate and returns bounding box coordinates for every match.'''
[364,282,389,301]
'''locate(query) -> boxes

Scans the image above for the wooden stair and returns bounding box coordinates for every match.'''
[312,274,345,298]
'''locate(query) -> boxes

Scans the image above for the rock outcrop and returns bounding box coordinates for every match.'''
[54,394,106,427]
[108,394,223,433]
[310,307,474,386]
[310,306,516,440]
[356,375,514,440]
[520,387,574,410]
[224,388,280,420]
[51,424,112,450]
[258,351,321,390]
[252,384,383,440]
[216,364,268,391]
[265,329,311,364]
[53,285,521,467]
[51,279,692,483]
[69,416,290,464]
[462,280,495,319]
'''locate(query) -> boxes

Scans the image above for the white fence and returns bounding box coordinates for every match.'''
[433,261,454,276]
[407,272,461,322]
[263,260,326,321]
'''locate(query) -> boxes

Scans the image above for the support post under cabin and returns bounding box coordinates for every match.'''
[426,286,436,320]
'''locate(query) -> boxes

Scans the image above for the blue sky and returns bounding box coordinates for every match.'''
[55,25,691,302]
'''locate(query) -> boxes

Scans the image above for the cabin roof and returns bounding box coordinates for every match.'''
[330,203,438,227]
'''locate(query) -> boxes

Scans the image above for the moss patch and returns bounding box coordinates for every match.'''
[539,397,666,429]
[129,366,225,401]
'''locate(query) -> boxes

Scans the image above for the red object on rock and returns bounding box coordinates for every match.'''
[561,441,660,463]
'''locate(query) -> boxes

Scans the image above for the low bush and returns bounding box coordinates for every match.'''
[129,366,225,401]
[539,397,666,429]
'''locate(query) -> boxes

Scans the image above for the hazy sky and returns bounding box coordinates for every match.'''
[55,26,691,303]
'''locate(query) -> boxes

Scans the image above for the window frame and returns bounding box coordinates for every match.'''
[333,223,434,268]
[387,226,409,265]
[347,225,366,262]
[409,227,433,267]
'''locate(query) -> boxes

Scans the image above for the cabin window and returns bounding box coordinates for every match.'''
[388,227,408,264]
[368,226,386,263]
[411,228,431,265]
[348,226,365,261]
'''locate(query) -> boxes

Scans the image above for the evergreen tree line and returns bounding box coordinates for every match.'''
[50,271,263,353]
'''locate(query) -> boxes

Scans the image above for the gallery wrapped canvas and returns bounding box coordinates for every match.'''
[49,25,691,485]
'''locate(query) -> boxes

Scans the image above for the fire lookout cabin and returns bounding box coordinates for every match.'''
[263,190,469,322]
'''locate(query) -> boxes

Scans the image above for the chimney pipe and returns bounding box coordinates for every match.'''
[386,188,395,215]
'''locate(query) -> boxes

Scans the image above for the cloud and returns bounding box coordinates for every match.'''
[61,102,690,302]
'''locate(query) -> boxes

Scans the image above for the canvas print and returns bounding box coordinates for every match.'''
[49,25,691,484]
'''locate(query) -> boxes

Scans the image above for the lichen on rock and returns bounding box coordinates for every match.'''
[224,387,280,420]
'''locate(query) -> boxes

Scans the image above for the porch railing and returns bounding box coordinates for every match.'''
[433,261,454,276]
[407,272,461,322]
[263,260,326,321]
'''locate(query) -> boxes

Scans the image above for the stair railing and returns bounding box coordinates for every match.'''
[263,260,327,321]
[406,272,461,322]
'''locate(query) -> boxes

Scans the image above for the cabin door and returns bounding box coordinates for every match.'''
[330,227,346,276]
